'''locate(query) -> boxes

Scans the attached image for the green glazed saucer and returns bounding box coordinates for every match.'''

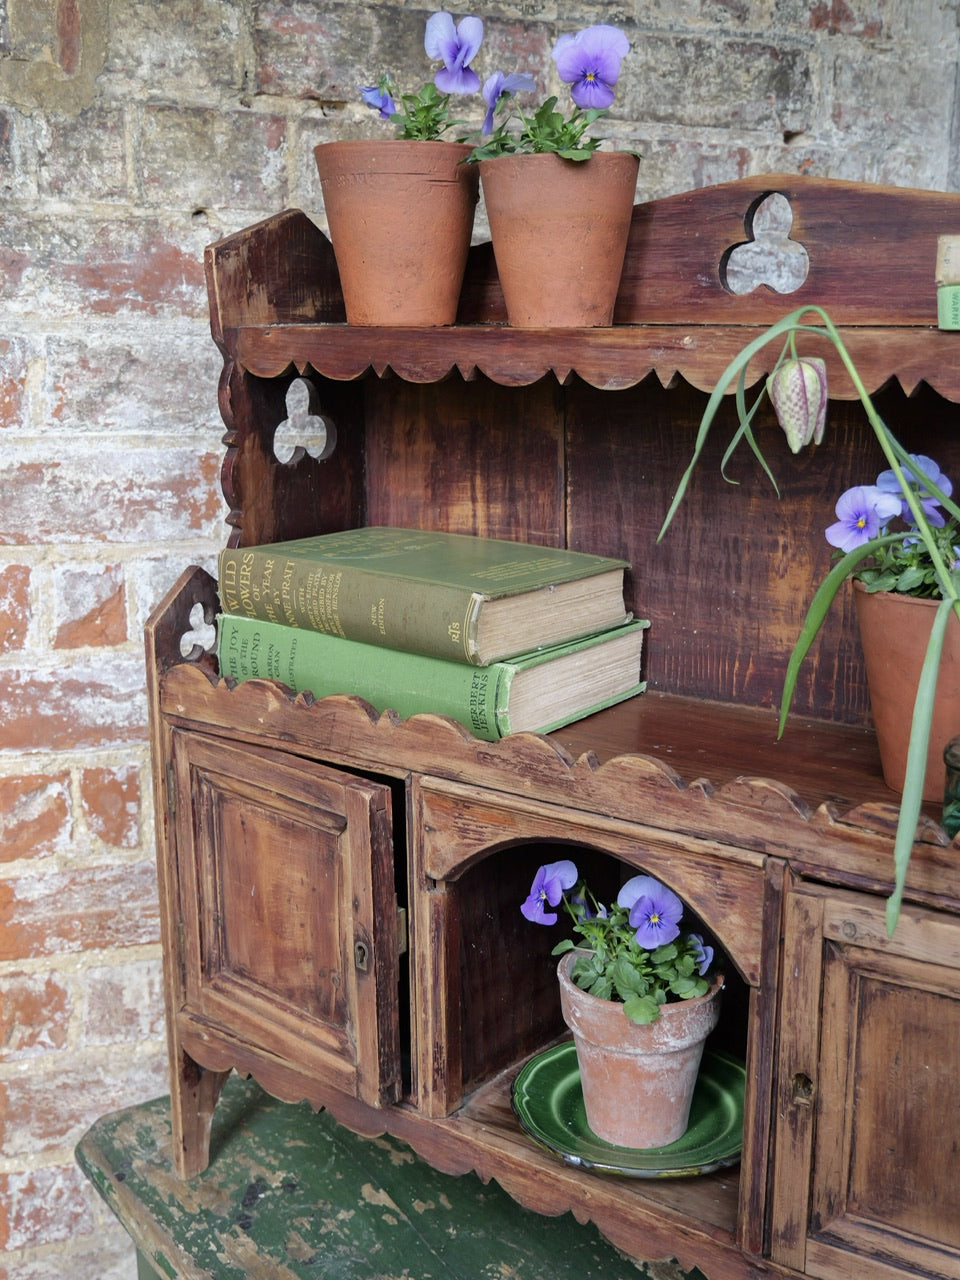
[512,1042,745,1178]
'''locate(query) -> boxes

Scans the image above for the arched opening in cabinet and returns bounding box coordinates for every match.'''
[410,779,758,1130]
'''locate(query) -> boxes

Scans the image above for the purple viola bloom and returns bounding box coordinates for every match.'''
[552,25,629,111]
[689,933,714,977]
[617,874,683,949]
[521,860,578,925]
[876,454,953,528]
[825,485,902,553]
[424,11,483,95]
[481,70,536,134]
[358,84,397,119]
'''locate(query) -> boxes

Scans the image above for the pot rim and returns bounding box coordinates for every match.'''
[557,948,725,1016]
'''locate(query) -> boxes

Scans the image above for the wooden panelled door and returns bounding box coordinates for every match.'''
[772,884,960,1280]
[169,730,402,1111]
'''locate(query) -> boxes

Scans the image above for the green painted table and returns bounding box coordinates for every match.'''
[76,1073,694,1280]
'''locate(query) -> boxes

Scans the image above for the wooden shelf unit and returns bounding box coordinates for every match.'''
[147,175,960,1280]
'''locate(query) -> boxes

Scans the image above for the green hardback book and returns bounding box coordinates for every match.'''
[217,613,647,743]
[218,527,630,666]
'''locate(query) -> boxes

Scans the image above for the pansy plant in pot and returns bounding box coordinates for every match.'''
[468,25,639,327]
[658,305,960,934]
[521,859,722,1148]
[314,11,488,326]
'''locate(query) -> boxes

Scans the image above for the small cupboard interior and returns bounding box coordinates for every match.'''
[147,175,960,1280]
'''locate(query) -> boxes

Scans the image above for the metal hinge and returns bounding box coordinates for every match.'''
[166,760,177,816]
[397,906,408,957]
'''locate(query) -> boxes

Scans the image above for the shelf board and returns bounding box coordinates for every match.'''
[228,321,960,400]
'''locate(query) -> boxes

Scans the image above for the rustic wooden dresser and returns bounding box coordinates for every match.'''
[146,175,960,1280]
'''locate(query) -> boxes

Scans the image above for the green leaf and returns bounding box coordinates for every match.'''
[886,597,957,932]
[623,993,661,1024]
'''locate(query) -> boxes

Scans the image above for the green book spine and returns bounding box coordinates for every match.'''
[218,612,509,740]
[218,527,627,665]
[216,613,645,743]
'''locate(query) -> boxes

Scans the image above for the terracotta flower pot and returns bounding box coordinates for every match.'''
[314,140,479,326]
[479,151,639,328]
[853,580,960,802]
[557,951,723,1149]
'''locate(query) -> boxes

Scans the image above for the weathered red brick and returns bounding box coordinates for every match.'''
[79,764,141,848]
[0,1164,95,1250]
[45,332,218,433]
[0,1052,168,1157]
[0,336,28,429]
[82,955,165,1044]
[53,564,127,649]
[0,451,222,545]
[0,215,209,318]
[0,773,72,864]
[0,563,31,653]
[0,971,71,1059]
[0,858,160,961]
[37,106,126,202]
[0,656,147,751]
[140,105,288,208]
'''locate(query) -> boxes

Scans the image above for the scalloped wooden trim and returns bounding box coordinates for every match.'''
[228,323,960,402]
[161,658,956,913]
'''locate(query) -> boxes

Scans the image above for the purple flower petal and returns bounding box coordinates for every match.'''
[628,890,683,950]
[552,25,629,111]
[520,860,578,925]
[876,454,953,526]
[358,84,396,119]
[425,11,483,95]
[481,70,535,133]
[689,933,714,977]
[825,485,901,553]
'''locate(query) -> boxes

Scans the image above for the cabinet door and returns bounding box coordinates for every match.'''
[771,885,960,1280]
[170,729,401,1109]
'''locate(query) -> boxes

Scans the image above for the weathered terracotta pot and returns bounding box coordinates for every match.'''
[557,951,722,1149]
[314,140,479,326]
[853,580,960,802]
[479,151,639,327]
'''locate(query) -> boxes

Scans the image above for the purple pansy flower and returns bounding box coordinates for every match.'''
[358,84,397,119]
[424,11,484,95]
[617,874,683,949]
[521,860,578,925]
[481,70,536,134]
[552,25,630,111]
[876,454,953,528]
[825,485,902,553]
[689,934,714,977]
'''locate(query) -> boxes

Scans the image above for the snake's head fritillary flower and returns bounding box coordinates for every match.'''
[425,11,484,95]
[552,25,630,111]
[766,355,828,453]
[520,860,579,925]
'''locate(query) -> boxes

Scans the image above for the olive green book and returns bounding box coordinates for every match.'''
[216,613,647,742]
[218,527,630,666]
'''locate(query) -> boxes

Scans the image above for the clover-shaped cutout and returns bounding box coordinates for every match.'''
[721,192,809,296]
[180,601,217,658]
[273,377,338,465]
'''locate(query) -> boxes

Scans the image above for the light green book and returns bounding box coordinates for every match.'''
[218,527,630,665]
[217,613,647,742]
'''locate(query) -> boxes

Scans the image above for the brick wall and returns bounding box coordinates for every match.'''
[1,2,958,1276]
